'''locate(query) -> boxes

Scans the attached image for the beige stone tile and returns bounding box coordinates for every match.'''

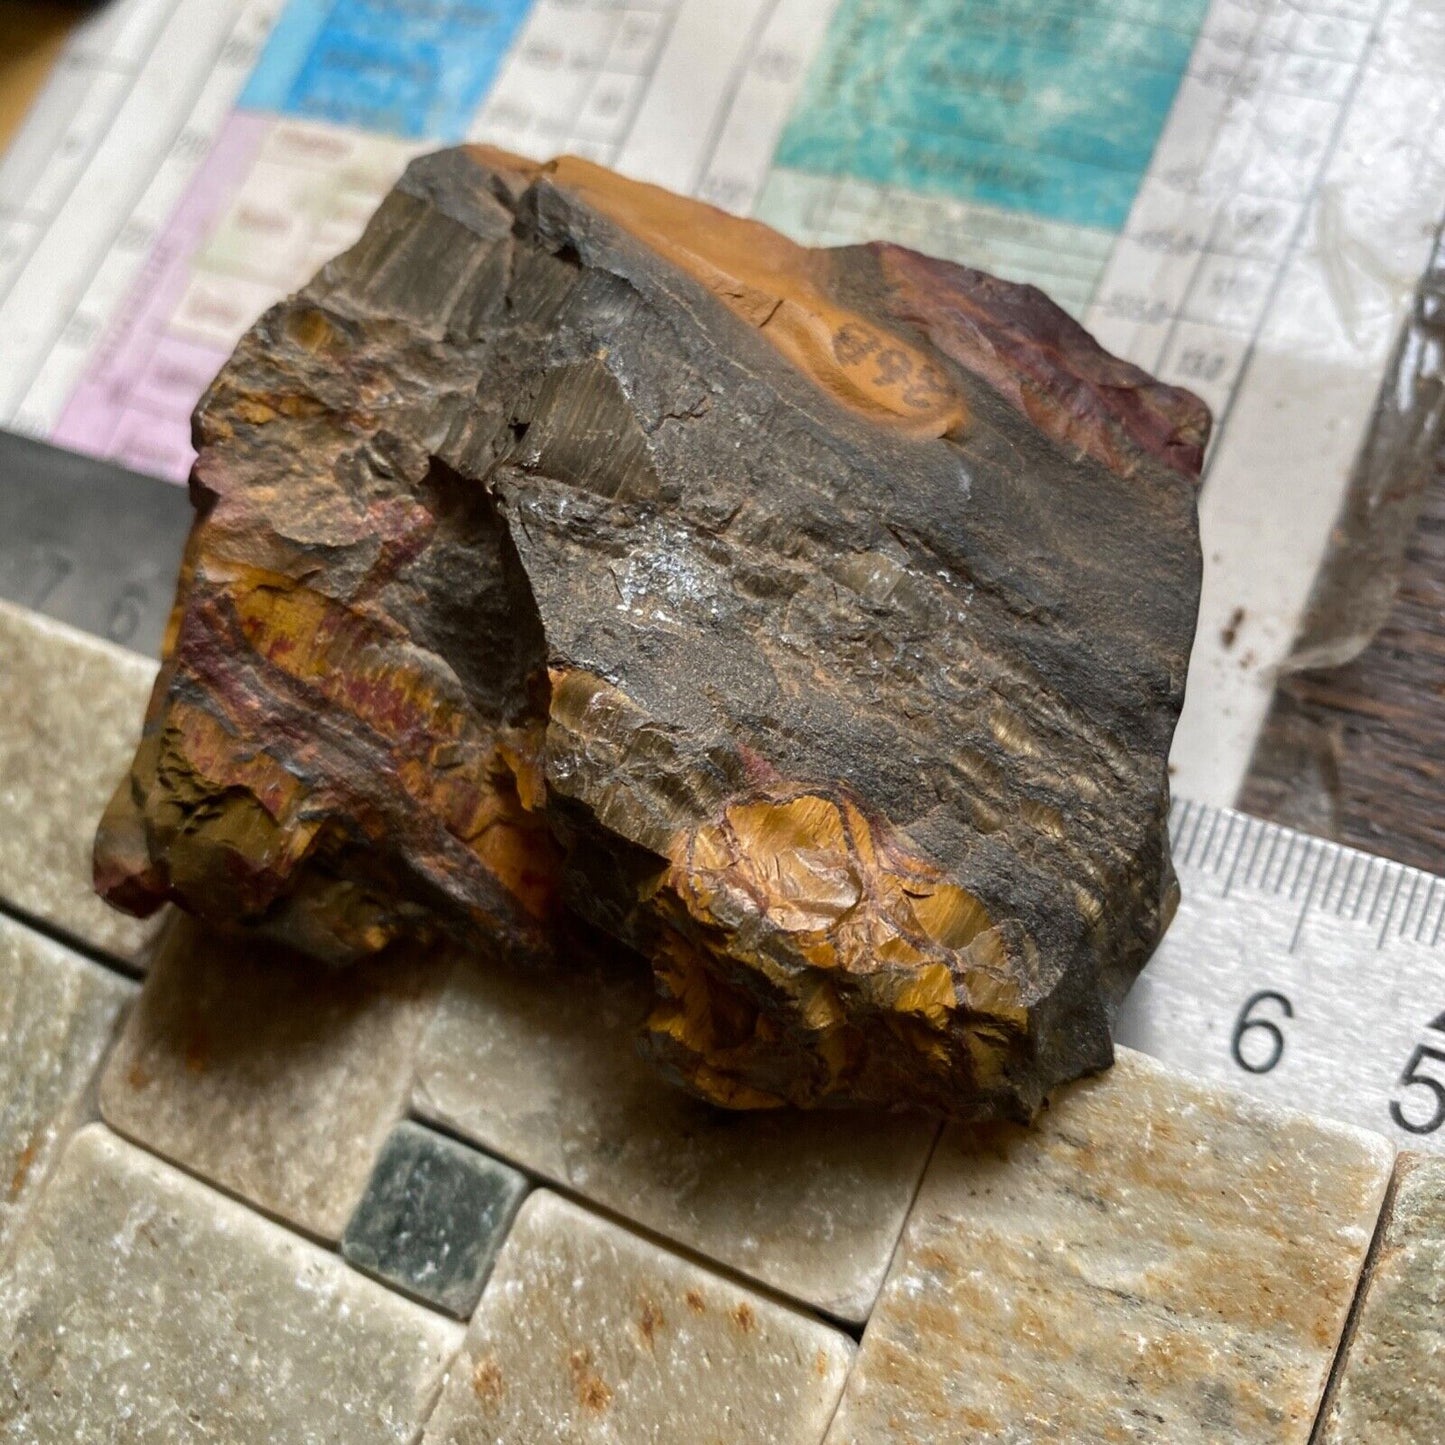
[0,1125,461,1442]
[0,914,132,1260]
[0,601,162,962]
[100,917,447,1240]
[423,1189,853,1444]
[827,1049,1394,1445]
[412,949,938,1322]
[1317,1152,1445,1444]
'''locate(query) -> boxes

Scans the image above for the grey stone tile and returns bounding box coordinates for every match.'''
[422,1189,853,1444]
[99,917,447,1241]
[0,914,132,1260]
[343,1119,529,1318]
[411,949,938,1323]
[1317,1152,1445,1443]
[0,601,162,962]
[0,1125,461,1442]
[826,1049,1394,1445]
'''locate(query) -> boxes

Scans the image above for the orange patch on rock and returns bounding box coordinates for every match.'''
[648,782,1024,1108]
[467,147,969,442]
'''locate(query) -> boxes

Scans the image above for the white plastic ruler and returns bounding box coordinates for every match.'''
[1120,797,1445,1151]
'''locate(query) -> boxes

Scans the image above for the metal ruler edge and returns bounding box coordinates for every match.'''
[1123,797,1445,1151]
[0,429,190,659]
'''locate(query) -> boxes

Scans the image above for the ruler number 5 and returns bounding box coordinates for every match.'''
[1231,990,1293,1075]
[1390,1041,1445,1136]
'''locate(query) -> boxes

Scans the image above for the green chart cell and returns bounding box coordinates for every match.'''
[774,0,1211,232]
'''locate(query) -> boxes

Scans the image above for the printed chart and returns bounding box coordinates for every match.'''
[762,0,1211,314]
[1,0,1443,808]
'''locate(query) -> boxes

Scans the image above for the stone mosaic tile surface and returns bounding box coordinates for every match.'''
[100,917,447,1240]
[0,914,132,1260]
[1317,1152,1445,1443]
[412,949,938,1323]
[826,1049,1394,1444]
[0,601,162,962]
[344,1119,529,1318]
[0,1125,462,1442]
[0,595,1430,1441]
[422,1189,854,1444]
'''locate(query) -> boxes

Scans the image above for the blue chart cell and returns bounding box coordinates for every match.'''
[774,0,1210,231]
[241,0,533,140]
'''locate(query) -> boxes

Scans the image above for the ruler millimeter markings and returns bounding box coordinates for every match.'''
[1118,799,1445,1150]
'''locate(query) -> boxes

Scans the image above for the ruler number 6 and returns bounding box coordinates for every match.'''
[1231,990,1292,1075]
[1390,1042,1445,1136]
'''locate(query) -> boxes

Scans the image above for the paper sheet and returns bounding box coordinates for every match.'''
[1,0,1442,804]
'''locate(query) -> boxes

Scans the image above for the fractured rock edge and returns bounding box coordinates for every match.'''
[95,147,1206,1122]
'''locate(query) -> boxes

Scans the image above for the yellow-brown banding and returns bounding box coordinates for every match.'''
[196,568,559,923]
[649,783,1027,1106]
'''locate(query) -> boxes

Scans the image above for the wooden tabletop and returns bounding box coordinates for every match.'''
[1242,224,1445,876]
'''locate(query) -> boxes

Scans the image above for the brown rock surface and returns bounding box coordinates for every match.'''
[95,148,1205,1120]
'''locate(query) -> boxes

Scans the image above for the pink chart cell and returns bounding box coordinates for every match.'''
[129,335,231,422]
[109,408,202,483]
[53,112,273,483]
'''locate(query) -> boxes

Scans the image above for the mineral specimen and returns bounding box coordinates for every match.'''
[95,148,1206,1121]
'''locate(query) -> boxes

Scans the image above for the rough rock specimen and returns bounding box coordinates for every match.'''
[94,148,1206,1120]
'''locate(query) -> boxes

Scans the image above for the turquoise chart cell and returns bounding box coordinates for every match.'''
[241,0,533,141]
[774,0,1210,231]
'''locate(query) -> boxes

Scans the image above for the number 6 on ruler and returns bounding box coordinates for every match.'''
[1231,990,1293,1076]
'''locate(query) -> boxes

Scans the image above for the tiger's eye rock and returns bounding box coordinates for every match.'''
[94,148,1206,1121]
